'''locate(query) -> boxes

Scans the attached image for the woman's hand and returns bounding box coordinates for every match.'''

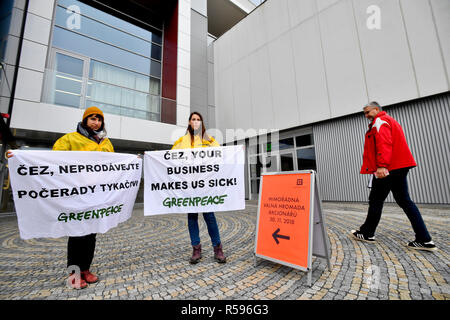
[6,150,13,159]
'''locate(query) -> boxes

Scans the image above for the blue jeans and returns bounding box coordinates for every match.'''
[360,168,431,242]
[187,212,221,247]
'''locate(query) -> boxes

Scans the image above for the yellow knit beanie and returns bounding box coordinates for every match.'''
[83,106,104,121]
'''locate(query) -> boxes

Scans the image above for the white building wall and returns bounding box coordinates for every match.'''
[207,35,216,129]
[190,7,209,127]
[400,0,448,97]
[290,14,330,125]
[430,0,450,85]
[213,0,450,142]
[10,0,189,146]
[191,0,207,16]
[176,0,192,129]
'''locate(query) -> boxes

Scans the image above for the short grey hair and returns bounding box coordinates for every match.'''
[364,101,382,110]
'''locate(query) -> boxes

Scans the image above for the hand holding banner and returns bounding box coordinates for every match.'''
[144,145,245,215]
[8,150,142,239]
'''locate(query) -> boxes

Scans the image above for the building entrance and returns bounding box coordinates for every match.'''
[248,128,316,200]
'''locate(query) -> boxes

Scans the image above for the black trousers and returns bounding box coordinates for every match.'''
[67,233,96,271]
[360,168,431,242]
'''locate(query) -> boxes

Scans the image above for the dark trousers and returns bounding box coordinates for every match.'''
[67,233,96,271]
[360,168,431,242]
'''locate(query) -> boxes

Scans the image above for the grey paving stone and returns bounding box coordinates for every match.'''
[0,201,448,301]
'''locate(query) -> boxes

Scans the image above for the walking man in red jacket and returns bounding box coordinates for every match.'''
[351,101,437,251]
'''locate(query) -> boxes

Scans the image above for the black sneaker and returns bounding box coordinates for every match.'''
[407,240,437,252]
[350,230,376,243]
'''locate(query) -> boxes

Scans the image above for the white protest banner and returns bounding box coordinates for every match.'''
[8,150,142,239]
[144,145,245,215]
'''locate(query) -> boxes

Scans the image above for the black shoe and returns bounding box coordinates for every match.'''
[407,240,437,252]
[350,230,376,243]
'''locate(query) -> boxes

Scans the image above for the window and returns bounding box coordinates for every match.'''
[279,137,294,150]
[86,60,161,121]
[296,134,313,148]
[249,155,262,179]
[42,50,88,108]
[53,52,84,108]
[295,133,316,170]
[280,153,294,171]
[297,147,316,171]
[251,179,260,194]
[43,0,163,121]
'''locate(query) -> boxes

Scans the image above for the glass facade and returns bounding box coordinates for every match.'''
[43,0,163,121]
[278,137,294,150]
[0,0,17,115]
[53,52,83,108]
[248,131,317,197]
[297,147,316,171]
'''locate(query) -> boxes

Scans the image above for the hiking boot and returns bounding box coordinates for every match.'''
[407,240,437,252]
[350,230,376,243]
[67,273,88,290]
[190,244,202,264]
[81,270,99,283]
[213,244,226,263]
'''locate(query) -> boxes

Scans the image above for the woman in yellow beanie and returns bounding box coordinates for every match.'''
[53,106,113,152]
[53,106,114,289]
[7,107,113,289]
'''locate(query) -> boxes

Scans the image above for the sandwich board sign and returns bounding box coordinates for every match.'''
[254,171,331,286]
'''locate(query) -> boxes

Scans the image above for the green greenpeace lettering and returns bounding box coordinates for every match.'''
[57,204,124,222]
[162,195,228,208]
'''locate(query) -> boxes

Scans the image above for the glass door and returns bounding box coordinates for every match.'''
[279,151,295,172]
[249,155,261,200]
[249,153,279,199]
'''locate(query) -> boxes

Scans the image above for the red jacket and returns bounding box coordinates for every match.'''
[360,111,416,174]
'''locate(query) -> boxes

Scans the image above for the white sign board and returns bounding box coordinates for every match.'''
[8,150,142,239]
[144,145,245,215]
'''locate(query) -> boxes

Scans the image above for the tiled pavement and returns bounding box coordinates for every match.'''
[0,201,448,300]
